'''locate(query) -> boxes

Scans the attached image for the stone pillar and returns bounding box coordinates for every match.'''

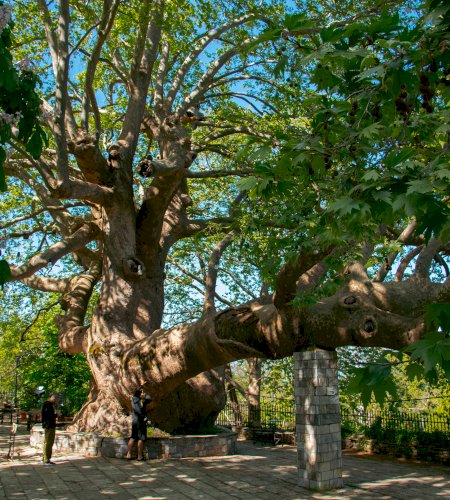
[294,348,343,491]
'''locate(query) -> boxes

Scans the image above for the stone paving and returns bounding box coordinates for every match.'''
[1,424,449,499]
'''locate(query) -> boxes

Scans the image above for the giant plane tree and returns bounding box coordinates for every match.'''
[1,0,449,434]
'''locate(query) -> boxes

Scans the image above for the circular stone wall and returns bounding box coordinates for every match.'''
[30,425,237,458]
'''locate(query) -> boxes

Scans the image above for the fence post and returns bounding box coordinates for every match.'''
[294,348,343,490]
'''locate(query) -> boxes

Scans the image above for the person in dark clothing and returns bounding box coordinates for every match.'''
[41,394,57,465]
[125,387,151,460]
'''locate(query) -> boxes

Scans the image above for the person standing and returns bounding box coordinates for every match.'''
[126,387,151,461]
[41,394,57,465]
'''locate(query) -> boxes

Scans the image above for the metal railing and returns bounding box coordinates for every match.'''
[341,409,450,435]
[216,397,295,431]
[216,397,450,437]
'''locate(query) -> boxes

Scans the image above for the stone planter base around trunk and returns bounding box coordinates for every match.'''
[30,425,237,459]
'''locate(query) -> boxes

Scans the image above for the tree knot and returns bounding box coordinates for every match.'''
[122,257,145,280]
[137,156,155,178]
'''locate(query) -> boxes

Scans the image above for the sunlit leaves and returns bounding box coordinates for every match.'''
[404,304,450,381]
[348,359,398,407]
[245,0,450,253]
[0,291,91,414]
[346,303,450,408]
[0,6,45,191]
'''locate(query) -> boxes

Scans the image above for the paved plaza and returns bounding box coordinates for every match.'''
[1,424,449,499]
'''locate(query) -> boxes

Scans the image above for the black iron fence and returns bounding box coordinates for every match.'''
[216,397,296,431]
[216,397,450,436]
[341,408,450,435]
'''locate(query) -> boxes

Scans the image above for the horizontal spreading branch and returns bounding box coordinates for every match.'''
[196,125,274,146]
[9,222,100,281]
[0,203,84,231]
[53,178,114,203]
[20,275,70,293]
[120,267,447,402]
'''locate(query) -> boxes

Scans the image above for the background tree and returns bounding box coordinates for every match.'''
[1,0,449,435]
[0,287,90,416]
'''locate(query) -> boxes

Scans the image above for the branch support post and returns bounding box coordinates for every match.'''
[294,347,343,490]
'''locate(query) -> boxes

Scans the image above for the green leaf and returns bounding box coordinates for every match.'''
[237,176,258,192]
[356,64,386,81]
[329,197,363,215]
[408,331,450,374]
[361,170,380,182]
[434,168,450,180]
[359,123,384,139]
[348,362,397,408]
[273,55,288,79]
[424,303,450,331]
[0,260,11,287]
[441,360,450,381]
[0,147,6,192]
[372,191,392,204]
[406,180,433,195]
[311,66,340,91]
[283,13,316,31]
[248,145,272,161]
[320,24,346,43]
[25,125,47,160]
[405,361,425,380]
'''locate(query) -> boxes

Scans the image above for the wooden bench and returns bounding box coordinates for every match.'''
[249,426,276,445]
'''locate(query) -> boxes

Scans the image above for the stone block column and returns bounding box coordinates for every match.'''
[294,348,343,490]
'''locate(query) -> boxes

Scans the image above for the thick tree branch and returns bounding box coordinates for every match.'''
[0,203,83,231]
[274,247,335,309]
[20,275,70,293]
[296,261,329,294]
[166,13,260,107]
[67,134,111,185]
[118,0,163,162]
[81,0,120,134]
[435,253,449,277]
[52,177,114,204]
[373,220,418,282]
[395,246,424,282]
[54,0,71,183]
[57,261,102,354]
[9,222,100,281]
[204,230,237,315]
[153,39,170,111]
[414,239,442,279]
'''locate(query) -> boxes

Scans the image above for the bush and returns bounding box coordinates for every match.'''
[345,417,450,463]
